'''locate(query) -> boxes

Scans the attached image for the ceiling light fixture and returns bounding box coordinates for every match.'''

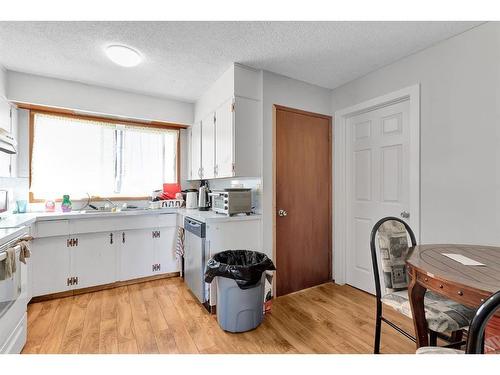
[105,45,142,67]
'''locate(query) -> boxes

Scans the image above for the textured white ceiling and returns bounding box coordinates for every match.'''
[0,21,482,102]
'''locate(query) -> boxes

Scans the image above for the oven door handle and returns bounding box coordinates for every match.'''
[0,244,22,261]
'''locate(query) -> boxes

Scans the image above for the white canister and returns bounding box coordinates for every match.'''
[185,192,198,209]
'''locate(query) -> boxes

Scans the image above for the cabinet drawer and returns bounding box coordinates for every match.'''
[69,214,176,234]
[157,214,177,227]
[415,272,489,308]
[33,220,70,238]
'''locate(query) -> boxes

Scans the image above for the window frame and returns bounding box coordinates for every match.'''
[28,107,185,203]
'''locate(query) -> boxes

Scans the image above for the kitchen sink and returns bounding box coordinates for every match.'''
[79,207,149,214]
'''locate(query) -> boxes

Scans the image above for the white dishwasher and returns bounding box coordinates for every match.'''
[183,217,209,309]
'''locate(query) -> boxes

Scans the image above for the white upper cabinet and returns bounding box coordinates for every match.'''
[201,112,215,179]
[0,98,12,177]
[214,98,234,178]
[190,64,261,180]
[190,120,202,180]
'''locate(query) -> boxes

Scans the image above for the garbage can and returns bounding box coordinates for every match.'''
[205,250,275,333]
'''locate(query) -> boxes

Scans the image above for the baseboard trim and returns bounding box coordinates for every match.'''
[29,272,180,303]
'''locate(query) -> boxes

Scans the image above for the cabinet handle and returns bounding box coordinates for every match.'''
[214,164,218,177]
[122,232,125,244]
[110,233,113,244]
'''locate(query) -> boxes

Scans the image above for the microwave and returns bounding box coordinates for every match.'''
[209,188,252,216]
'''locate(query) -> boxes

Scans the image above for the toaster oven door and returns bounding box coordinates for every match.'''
[211,194,227,213]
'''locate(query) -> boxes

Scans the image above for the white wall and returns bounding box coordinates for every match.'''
[331,22,500,246]
[7,71,194,125]
[0,67,29,213]
[261,71,332,257]
[0,67,6,99]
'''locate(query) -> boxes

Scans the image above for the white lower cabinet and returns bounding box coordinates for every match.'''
[72,232,117,289]
[31,236,71,296]
[30,215,179,297]
[119,228,155,281]
[153,226,178,274]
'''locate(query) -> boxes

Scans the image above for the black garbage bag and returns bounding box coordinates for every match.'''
[204,250,276,290]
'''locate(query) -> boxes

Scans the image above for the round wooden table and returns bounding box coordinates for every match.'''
[406,244,500,348]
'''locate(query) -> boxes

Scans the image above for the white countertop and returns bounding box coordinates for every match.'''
[0,227,30,245]
[177,208,261,223]
[0,208,261,241]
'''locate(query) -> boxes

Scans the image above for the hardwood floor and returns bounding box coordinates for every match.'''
[23,278,417,354]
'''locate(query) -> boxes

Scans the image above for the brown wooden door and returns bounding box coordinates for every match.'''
[275,105,332,296]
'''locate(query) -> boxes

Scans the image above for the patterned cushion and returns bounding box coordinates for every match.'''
[377,221,411,293]
[416,346,464,354]
[382,290,476,332]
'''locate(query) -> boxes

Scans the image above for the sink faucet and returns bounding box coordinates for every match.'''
[103,198,118,209]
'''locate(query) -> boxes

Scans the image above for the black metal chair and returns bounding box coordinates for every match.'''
[371,217,475,353]
[416,290,500,354]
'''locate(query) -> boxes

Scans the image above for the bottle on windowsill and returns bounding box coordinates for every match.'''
[61,194,72,212]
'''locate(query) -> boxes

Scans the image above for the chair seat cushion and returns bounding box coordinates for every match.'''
[416,346,464,354]
[382,290,476,332]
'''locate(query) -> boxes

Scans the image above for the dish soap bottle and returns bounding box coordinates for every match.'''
[61,194,72,212]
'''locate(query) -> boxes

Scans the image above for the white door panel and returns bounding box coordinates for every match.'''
[215,98,234,178]
[346,100,410,294]
[154,226,178,274]
[119,229,154,281]
[72,232,117,289]
[190,121,202,180]
[31,236,71,296]
[201,113,215,179]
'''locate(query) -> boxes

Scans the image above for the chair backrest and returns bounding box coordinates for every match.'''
[466,290,500,354]
[370,217,417,299]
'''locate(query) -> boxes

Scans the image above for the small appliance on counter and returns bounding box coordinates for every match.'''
[185,191,198,209]
[198,180,210,211]
[209,188,252,216]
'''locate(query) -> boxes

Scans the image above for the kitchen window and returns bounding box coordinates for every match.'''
[29,112,179,201]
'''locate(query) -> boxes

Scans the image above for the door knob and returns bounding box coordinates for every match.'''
[400,211,410,219]
[278,209,288,217]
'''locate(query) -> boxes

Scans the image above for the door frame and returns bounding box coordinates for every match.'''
[333,84,421,285]
[272,104,333,295]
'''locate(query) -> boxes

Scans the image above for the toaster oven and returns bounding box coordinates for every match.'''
[209,188,252,216]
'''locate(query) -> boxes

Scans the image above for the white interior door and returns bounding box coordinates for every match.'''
[346,100,411,294]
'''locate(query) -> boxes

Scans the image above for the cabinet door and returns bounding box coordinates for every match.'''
[190,121,202,180]
[201,112,215,179]
[118,229,154,281]
[71,232,117,289]
[153,226,178,274]
[215,98,234,178]
[0,99,12,177]
[31,236,71,296]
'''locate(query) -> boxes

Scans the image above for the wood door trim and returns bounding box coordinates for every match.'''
[274,105,332,120]
[272,105,333,296]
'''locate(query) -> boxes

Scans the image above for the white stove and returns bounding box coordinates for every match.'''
[0,226,30,354]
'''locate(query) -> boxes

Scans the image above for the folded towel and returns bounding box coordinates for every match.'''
[18,240,31,264]
[175,227,185,258]
[0,247,16,280]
